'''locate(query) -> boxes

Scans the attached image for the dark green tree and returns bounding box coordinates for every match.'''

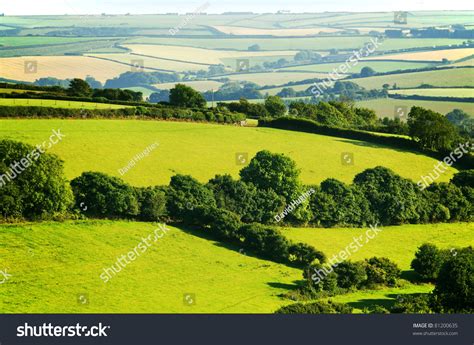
[169,84,206,108]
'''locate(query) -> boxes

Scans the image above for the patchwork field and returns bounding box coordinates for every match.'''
[388,88,474,98]
[124,37,468,52]
[86,53,208,72]
[211,25,343,36]
[0,56,142,83]
[364,48,474,62]
[0,119,458,187]
[153,80,223,92]
[349,68,474,89]
[356,98,474,117]
[279,61,436,73]
[122,44,297,66]
[219,72,336,86]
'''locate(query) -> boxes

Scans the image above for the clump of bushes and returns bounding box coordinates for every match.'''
[0,139,73,221]
[302,257,401,297]
[275,300,353,314]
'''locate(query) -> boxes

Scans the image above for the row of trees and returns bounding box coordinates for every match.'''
[2,143,471,227]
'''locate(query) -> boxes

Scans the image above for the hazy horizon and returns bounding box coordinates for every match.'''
[2,0,473,16]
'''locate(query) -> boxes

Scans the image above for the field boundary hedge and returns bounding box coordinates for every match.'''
[0,105,246,124]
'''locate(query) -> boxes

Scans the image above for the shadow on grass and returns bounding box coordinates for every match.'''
[346,298,395,310]
[400,269,420,283]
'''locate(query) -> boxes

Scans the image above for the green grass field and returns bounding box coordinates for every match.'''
[1,220,471,313]
[356,98,474,117]
[0,119,458,187]
[281,223,474,271]
[388,88,474,98]
[0,99,127,109]
[0,220,301,313]
[279,61,436,74]
[124,37,468,52]
[265,67,474,95]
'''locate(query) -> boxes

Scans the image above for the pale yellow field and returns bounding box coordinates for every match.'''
[363,48,474,62]
[222,72,339,87]
[122,44,298,65]
[0,56,141,83]
[153,80,223,91]
[450,57,474,67]
[211,25,343,36]
[87,53,207,72]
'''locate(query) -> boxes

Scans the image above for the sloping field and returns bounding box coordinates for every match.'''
[86,53,207,72]
[153,80,223,92]
[121,44,297,65]
[211,25,343,36]
[282,223,474,271]
[351,68,474,89]
[388,88,474,98]
[0,99,127,109]
[219,72,336,86]
[0,56,145,83]
[0,220,301,313]
[278,61,436,73]
[124,37,468,52]
[356,98,474,118]
[0,120,458,187]
[364,48,474,62]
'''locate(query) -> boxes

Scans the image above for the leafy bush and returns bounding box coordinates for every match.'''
[333,261,367,289]
[364,257,401,287]
[411,243,448,281]
[433,247,474,313]
[166,174,216,223]
[134,186,167,221]
[70,172,139,218]
[0,139,73,220]
[391,294,433,313]
[275,300,353,314]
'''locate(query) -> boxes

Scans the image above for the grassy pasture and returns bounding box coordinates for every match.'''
[0,221,301,313]
[0,119,457,187]
[265,67,474,95]
[124,37,468,52]
[121,44,297,65]
[356,98,474,117]
[218,72,334,87]
[364,48,474,62]
[278,61,436,73]
[281,223,474,271]
[0,39,123,58]
[0,220,471,313]
[0,99,127,109]
[153,80,223,92]
[388,88,474,98]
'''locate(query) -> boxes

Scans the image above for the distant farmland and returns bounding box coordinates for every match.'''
[356,98,474,117]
